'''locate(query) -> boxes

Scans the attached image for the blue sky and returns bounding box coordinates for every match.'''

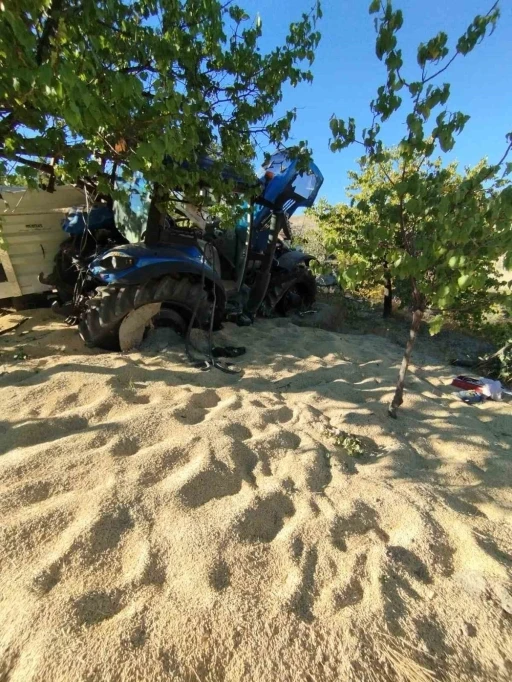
[240,0,512,205]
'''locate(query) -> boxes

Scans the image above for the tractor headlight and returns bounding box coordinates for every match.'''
[110,255,135,270]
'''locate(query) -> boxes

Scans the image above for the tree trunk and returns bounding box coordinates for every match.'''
[383,263,392,318]
[144,184,165,247]
[388,282,425,418]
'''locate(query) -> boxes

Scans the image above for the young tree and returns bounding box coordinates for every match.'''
[0,0,321,201]
[308,161,406,311]
[328,0,512,417]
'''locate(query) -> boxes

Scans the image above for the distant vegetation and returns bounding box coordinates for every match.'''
[312,1,512,414]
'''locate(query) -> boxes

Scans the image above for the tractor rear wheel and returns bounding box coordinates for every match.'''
[79,275,215,351]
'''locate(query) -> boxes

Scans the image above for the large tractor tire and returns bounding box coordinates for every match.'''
[79,275,216,351]
[268,267,317,316]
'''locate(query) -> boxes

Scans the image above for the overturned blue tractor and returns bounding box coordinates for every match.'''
[47,150,323,350]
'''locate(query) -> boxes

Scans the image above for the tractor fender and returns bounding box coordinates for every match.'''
[277,250,315,272]
[89,243,226,306]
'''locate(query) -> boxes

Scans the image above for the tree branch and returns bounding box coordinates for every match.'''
[4,154,55,174]
[424,0,499,84]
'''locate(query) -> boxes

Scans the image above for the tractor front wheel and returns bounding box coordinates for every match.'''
[274,267,317,315]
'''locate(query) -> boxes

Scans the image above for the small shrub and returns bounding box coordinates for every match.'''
[324,427,365,457]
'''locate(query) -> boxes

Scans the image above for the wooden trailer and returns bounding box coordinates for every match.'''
[0,185,85,300]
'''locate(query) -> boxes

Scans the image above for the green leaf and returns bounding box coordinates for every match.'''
[386,50,403,71]
[406,113,423,137]
[437,130,454,152]
[457,274,470,289]
[417,44,428,67]
[369,0,380,14]
[375,27,397,60]
[429,315,444,336]
[405,197,420,213]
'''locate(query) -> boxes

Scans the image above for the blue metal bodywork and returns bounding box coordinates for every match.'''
[249,153,324,252]
[89,242,220,286]
[63,205,115,235]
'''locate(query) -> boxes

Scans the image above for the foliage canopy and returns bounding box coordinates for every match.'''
[0,0,321,199]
